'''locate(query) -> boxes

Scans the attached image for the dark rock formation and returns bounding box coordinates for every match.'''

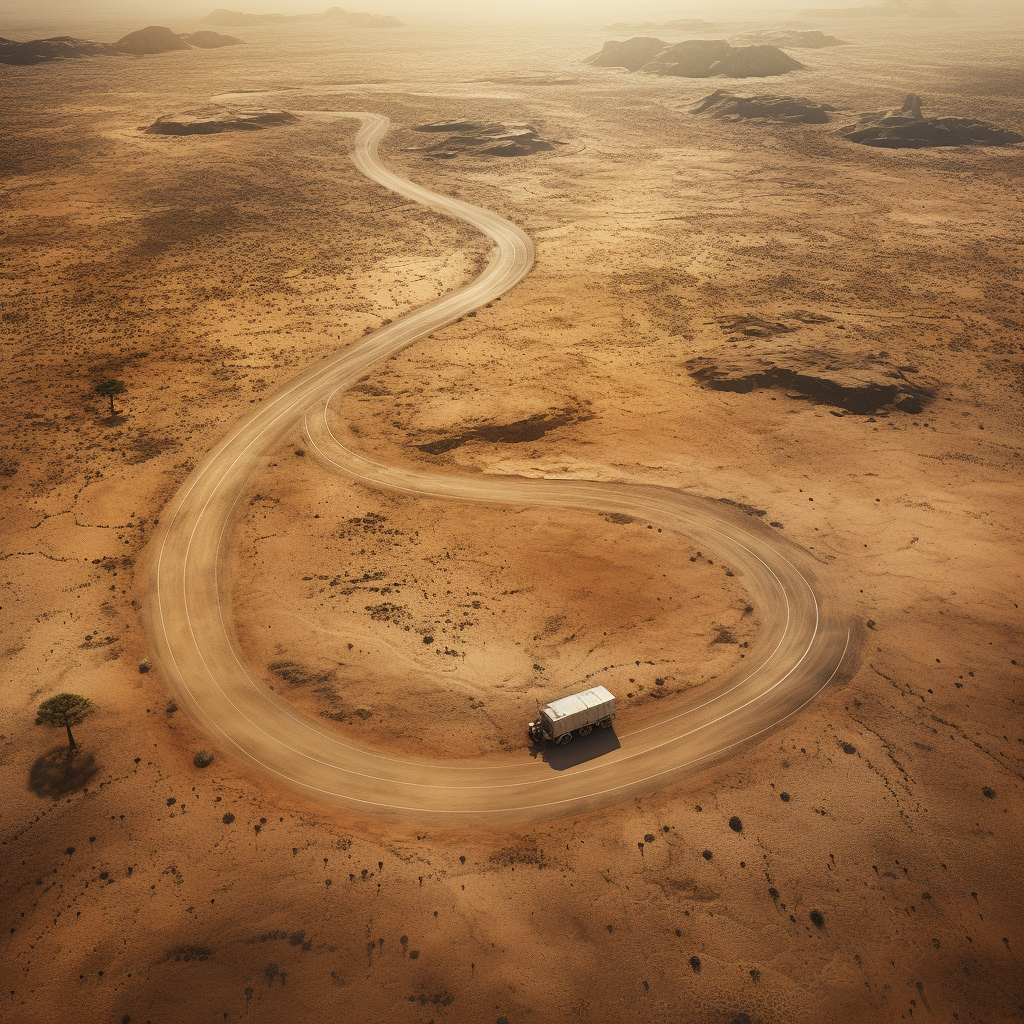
[838,94,1022,148]
[115,26,193,54]
[587,38,804,78]
[692,90,838,124]
[688,355,934,414]
[0,35,122,64]
[178,30,244,48]
[414,121,560,157]
[143,108,298,135]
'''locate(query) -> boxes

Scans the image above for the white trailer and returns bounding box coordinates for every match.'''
[528,685,616,745]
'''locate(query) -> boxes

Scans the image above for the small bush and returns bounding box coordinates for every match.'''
[138,660,151,674]
[728,816,743,833]
[689,956,701,973]
[702,849,713,861]
[810,909,825,928]
[780,792,790,802]
[982,786,996,799]
[840,741,856,755]
[222,812,235,825]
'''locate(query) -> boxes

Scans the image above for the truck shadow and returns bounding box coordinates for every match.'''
[531,728,621,771]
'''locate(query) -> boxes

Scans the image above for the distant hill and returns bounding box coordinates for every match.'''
[0,35,122,65]
[0,24,247,65]
[587,38,804,79]
[202,7,403,27]
[178,31,244,48]
[800,0,957,16]
[735,30,846,48]
[115,25,192,54]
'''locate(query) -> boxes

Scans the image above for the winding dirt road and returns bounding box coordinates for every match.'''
[144,112,851,825]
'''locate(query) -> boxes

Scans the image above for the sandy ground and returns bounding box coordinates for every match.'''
[1,6,1022,1023]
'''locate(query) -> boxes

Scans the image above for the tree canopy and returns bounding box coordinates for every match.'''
[37,693,96,750]
[94,379,126,417]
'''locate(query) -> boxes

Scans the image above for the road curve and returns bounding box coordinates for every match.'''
[144,112,850,826]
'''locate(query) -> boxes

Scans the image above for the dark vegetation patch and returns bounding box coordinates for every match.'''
[270,660,336,688]
[416,406,593,455]
[163,946,212,963]
[729,816,743,832]
[489,842,548,868]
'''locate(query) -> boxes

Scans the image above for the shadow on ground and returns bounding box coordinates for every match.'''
[28,746,99,798]
[532,728,621,771]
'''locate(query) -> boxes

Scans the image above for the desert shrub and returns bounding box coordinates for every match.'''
[222,812,235,825]
[840,741,856,754]
[689,956,701,973]
[982,786,995,799]
[729,816,743,833]
[780,792,790,802]
[810,909,825,928]
[702,849,713,861]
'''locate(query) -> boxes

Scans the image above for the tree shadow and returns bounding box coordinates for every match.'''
[28,745,99,798]
[529,728,621,771]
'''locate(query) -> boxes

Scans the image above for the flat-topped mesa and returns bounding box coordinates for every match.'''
[413,120,560,158]
[838,94,1022,148]
[143,108,298,136]
[115,25,193,54]
[587,37,804,78]
[692,90,838,124]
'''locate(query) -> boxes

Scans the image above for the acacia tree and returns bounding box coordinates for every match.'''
[36,693,96,751]
[94,379,126,418]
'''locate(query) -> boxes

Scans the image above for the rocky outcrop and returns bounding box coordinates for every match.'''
[143,108,298,135]
[838,94,1022,148]
[414,121,560,158]
[688,355,934,414]
[587,38,804,78]
[692,90,837,124]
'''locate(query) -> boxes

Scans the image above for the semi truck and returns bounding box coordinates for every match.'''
[528,685,616,745]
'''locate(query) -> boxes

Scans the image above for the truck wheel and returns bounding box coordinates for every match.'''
[579,725,593,736]
[556,733,572,745]
[599,718,613,728]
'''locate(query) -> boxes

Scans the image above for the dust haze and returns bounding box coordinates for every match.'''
[1,0,1021,1022]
